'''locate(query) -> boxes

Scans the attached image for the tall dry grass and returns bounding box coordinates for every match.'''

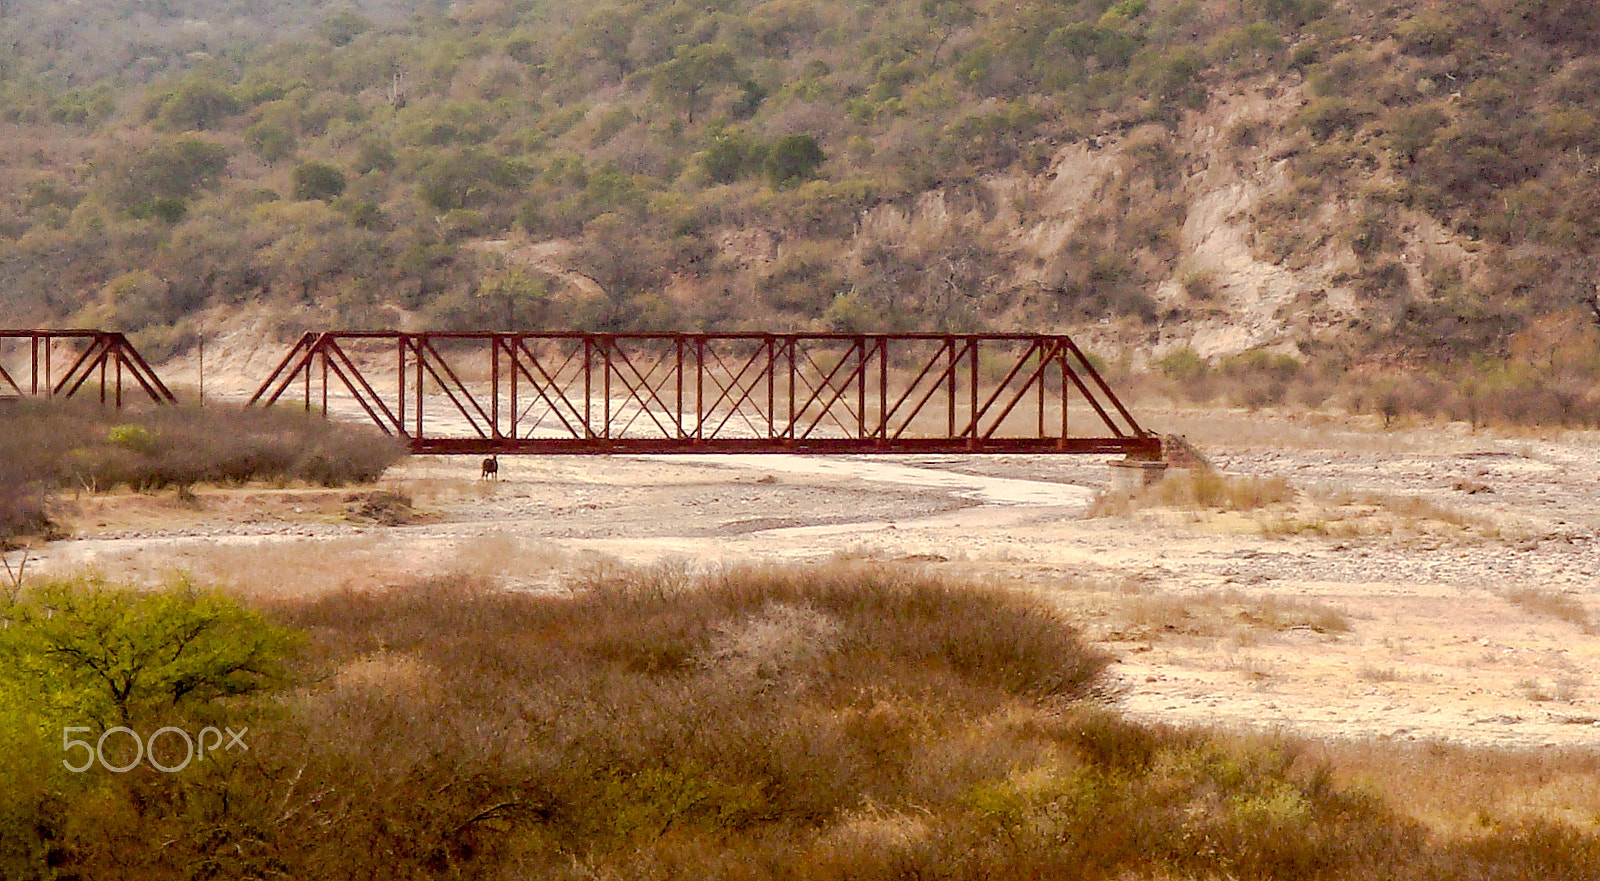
[1314,739,1600,837]
[1505,587,1592,633]
[2,398,404,490]
[1134,348,1600,430]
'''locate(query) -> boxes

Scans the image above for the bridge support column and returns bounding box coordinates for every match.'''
[1110,458,1169,491]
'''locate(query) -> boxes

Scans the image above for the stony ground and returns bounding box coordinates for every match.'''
[17,406,1600,750]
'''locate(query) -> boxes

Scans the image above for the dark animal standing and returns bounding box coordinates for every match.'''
[480,456,499,480]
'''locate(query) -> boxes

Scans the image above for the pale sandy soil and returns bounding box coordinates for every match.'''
[16,407,1600,751]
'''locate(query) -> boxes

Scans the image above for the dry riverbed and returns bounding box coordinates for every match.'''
[16,407,1600,751]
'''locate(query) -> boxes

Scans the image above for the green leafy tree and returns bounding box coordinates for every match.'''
[111,137,230,210]
[418,148,522,212]
[583,161,644,214]
[700,128,768,183]
[317,9,371,46]
[477,266,551,328]
[88,269,183,330]
[648,44,740,124]
[353,140,397,174]
[0,578,294,727]
[128,197,189,223]
[291,161,348,201]
[153,77,241,131]
[1250,0,1330,27]
[923,0,978,62]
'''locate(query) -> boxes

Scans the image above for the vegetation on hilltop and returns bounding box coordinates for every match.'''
[4,0,1600,422]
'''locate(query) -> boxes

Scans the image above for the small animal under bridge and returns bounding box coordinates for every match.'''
[3,330,1161,461]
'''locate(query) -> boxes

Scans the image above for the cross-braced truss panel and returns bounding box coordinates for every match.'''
[0,331,176,405]
[248,332,1159,458]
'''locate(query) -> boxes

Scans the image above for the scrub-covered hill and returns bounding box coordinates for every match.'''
[3,0,1600,421]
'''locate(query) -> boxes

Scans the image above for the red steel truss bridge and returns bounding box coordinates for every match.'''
[0,330,176,406]
[247,332,1161,459]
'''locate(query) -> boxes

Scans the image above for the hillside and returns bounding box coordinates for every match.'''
[3,0,1600,421]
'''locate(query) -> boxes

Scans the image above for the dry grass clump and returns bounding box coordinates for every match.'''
[1517,675,1585,704]
[1136,349,1600,431]
[1090,469,1294,517]
[3,398,404,491]
[1505,588,1592,632]
[1354,492,1478,529]
[1265,490,1502,543]
[1091,466,1497,544]
[178,533,571,599]
[7,566,1600,880]
[1315,740,1600,837]
[1114,588,1351,641]
[1357,665,1435,684]
[344,489,415,525]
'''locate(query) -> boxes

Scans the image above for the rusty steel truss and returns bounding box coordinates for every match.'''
[0,330,176,406]
[248,332,1160,458]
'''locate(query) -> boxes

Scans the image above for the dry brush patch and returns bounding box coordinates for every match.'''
[0,399,405,543]
[1314,739,1600,838]
[1091,467,1502,545]
[1261,488,1503,544]
[0,459,54,549]
[1102,587,1352,644]
[4,567,1600,880]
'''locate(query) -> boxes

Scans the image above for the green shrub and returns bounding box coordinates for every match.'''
[245,119,296,161]
[700,129,769,183]
[1154,347,1210,381]
[764,133,827,188]
[106,424,156,453]
[151,77,241,131]
[417,147,523,212]
[108,136,230,210]
[290,161,347,201]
